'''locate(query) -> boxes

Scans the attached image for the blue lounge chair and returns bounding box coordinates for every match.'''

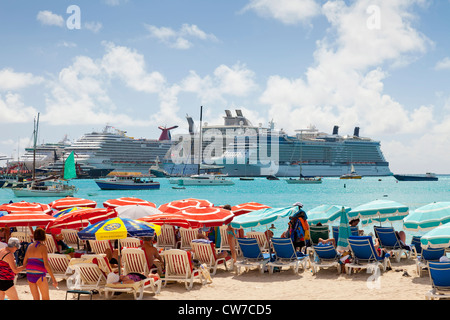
[411,236,422,256]
[235,238,271,274]
[425,262,450,300]
[332,226,359,242]
[416,247,445,277]
[374,226,413,262]
[267,238,309,274]
[346,236,391,275]
[310,243,341,275]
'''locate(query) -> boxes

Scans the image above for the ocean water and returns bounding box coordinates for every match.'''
[1,176,449,242]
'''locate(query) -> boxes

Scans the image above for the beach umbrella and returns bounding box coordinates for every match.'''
[49,197,97,210]
[231,202,271,216]
[77,217,161,241]
[347,199,409,225]
[0,211,55,227]
[230,206,297,229]
[403,202,450,232]
[114,205,162,220]
[47,208,117,230]
[0,201,52,215]
[158,198,214,214]
[138,213,200,229]
[177,206,235,227]
[336,207,352,250]
[307,205,351,225]
[420,222,450,250]
[103,197,156,209]
[52,206,92,218]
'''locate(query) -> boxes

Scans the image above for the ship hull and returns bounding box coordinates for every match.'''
[393,174,438,181]
[94,180,160,190]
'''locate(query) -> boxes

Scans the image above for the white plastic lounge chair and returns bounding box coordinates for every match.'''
[246,231,269,253]
[416,247,445,277]
[346,236,392,275]
[267,238,309,274]
[156,225,180,250]
[235,238,271,274]
[425,262,450,300]
[66,262,107,295]
[10,231,31,243]
[163,249,206,290]
[217,225,241,255]
[88,240,114,255]
[179,228,200,250]
[310,244,341,275]
[47,253,74,280]
[191,240,233,275]
[44,234,58,253]
[61,229,85,250]
[119,237,141,249]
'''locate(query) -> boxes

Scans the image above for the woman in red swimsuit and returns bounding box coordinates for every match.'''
[23,228,58,300]
[0,238,24,300]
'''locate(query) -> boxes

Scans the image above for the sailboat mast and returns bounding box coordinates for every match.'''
[32,113,40,180]
[198,106,203,174]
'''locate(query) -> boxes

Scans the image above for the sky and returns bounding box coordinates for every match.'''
[0,0,449,174]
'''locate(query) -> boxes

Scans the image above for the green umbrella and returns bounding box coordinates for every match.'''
[403,202,450,232]
[420,222,450,249]
[336,207,351,250]
[307,205,351,225]
[230,206,296,229]
[348,199,409,224]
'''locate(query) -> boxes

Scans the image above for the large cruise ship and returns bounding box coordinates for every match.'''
[39,125,177,176]
[163,110,392,177]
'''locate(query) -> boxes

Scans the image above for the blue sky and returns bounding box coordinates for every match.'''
[0,0,449,174]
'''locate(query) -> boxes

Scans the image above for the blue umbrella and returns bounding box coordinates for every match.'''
[230,207,297,229]
[336,207,351,250]
[307,205,351,225]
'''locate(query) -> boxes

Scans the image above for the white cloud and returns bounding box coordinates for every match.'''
[0,93,38,123]
[145,24,218,49]
[435,57,450,70]
[84,22,103,33]
[0,68,44,91]
[241,0,321,25]
[103,0,129,6]
[37,10,64,27]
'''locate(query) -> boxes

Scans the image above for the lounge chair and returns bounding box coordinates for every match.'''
[246,231,269,252]
[374,226,414,262]
[235,238,271,274]
[179,228,200,250]
[47,253,74,280]
[10,231,31,243]
[411,236,422,257]
[310,243,341,275]
[425,262,450,300]
[191,240,233,275]
[163,249,206,290]
[61,229,85,250]
[156,225,180,250]
[309,225,330,245]
[44,234,58,254]
[66,262,107,296]
[416,247,445,277]
[217,225,240,255]
[267,238,309,274]
[119,237,142,249]
[332,226,359,242]
[88,240,114,255]
[346,236,391,275]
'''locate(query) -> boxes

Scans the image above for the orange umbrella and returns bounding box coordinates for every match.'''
[231,202,271,216]
[47,208,117,230]
[158,198,214,214]
[177,206,235,227]
[0,201,52,215]
[103,197,156,209]
[139,213,200,229]
[0,211,55,227]
[49,197,97,210]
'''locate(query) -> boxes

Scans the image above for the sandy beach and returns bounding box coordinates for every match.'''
[12,258,432,301]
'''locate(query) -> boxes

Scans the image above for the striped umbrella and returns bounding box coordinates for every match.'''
[0,201,52,215]
[178,206,235,227]
[0,211,55,227]
[78,217,161,241]
[336,207,352,250]
[307,204,351,225]
[158,198,214,214]
[138,213,200,229]
[230,207,296,229]
[114,205,162,220]
[420,222,450,249]
[47,208,117,230]
[403,202,450,231]
[348,199,409,224]
[103,197,156,209]
[49,197,97,210]
[52,206,93,218]
[231,202,271,216]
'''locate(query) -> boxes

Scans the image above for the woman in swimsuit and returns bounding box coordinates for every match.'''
[23,228,58,300]
[0,238,24,300]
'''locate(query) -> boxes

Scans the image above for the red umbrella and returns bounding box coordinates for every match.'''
[0,201,52,215]
[231,202,271,216]
[138,213,200,229]
[49,197,97,210]
[177,207,235,227]
[0,212,55,227]
[103,197,156,209]
[158,198,214,214]
[47,208,117,230]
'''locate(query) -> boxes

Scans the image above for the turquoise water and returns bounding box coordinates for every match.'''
[1,176,449,241]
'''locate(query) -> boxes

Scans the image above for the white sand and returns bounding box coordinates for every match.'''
[13,258,433,301]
